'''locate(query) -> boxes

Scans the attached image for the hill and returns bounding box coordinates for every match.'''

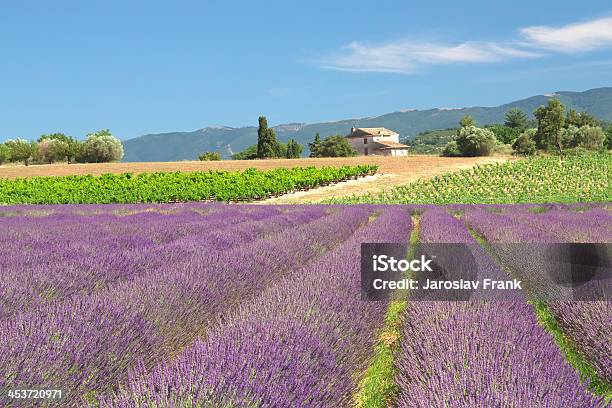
[123,87,612,161]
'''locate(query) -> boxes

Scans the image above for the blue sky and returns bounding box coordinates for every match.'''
[1,1,612,141]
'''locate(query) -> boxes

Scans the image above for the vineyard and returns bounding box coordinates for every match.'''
[0,165,376,204]
[332,153,611,204]
[0,203,609,407]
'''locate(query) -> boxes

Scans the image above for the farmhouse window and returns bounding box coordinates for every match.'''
[364,138,368,144]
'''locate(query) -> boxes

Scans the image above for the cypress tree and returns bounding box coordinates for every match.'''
[257,116,278,158]
[286,139,303,158]
[308,133,322,158]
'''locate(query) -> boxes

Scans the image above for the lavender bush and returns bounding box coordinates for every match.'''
[0,205,370,405]
[395,208,603,407]
[461,206,611,388]
[0,203,608,407]
[98,207,412,407]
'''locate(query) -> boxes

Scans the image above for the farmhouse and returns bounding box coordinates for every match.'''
[346,127,409,157]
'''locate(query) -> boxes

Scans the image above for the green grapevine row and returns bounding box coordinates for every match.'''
[0,165,377,204]
[330,154,611,204]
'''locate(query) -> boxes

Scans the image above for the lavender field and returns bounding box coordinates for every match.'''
[0,203,610,407]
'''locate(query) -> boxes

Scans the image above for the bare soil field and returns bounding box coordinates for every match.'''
[262,155,513,203]
[0,155,514,203]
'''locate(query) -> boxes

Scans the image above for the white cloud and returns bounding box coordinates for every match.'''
[318,16,612,74]
[320,40,539,74]
[520,17,612,52]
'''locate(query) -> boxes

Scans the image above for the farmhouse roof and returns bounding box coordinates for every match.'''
[374,140,410,149]
[347,127,399,138]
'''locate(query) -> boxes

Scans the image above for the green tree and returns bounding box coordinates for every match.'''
[456,126,497,156]
[317,135,357,157]
[39,132,80,163]
[512,130,536,156]
[232,145,258,160]
[308,133,322,158]
[36,138,69,164]
[566,109,600,128]
[274,142,287,158]
[285,139,303,159]
[256,116,278,158]
[459,115,476,128]
[80,130,124,163]
[0,143,11,164]
[605,126,612,150]
[486,124,520,144]
[5,139,37,166]
[534,99,565,153]
[504,108,528,130]
[198,151,221,161]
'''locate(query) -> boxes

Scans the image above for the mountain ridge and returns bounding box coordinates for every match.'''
[123,87,612,161]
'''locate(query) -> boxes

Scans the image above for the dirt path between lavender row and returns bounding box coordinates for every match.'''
[263,155,513,203]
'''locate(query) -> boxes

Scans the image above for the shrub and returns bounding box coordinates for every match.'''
[80,130,124,163]
[573,126,605,151]
[198,152,221,161]
[455,126,497,156]
[494,143,513,156]
[561,125,580,149]
[441,141,461,157]
[232,145,258,160]
[512,132,536,156]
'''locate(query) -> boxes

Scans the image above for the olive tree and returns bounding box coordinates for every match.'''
[5,138,37,166]
[573,126,605,150]
[456,126,497,156]
[0,143,11,164]
[39,133,81,163]
[80,130,124,163]
[37,138,69,164]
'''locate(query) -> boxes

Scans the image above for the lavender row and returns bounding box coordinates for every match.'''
[395,208,602,407]
[0,206,372,406]
[0,205,324,319]
[461,207,611,385]
[505,206,612,243]
[99,207,412,407]
[396,301,602,407]
[415,208,518,301]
